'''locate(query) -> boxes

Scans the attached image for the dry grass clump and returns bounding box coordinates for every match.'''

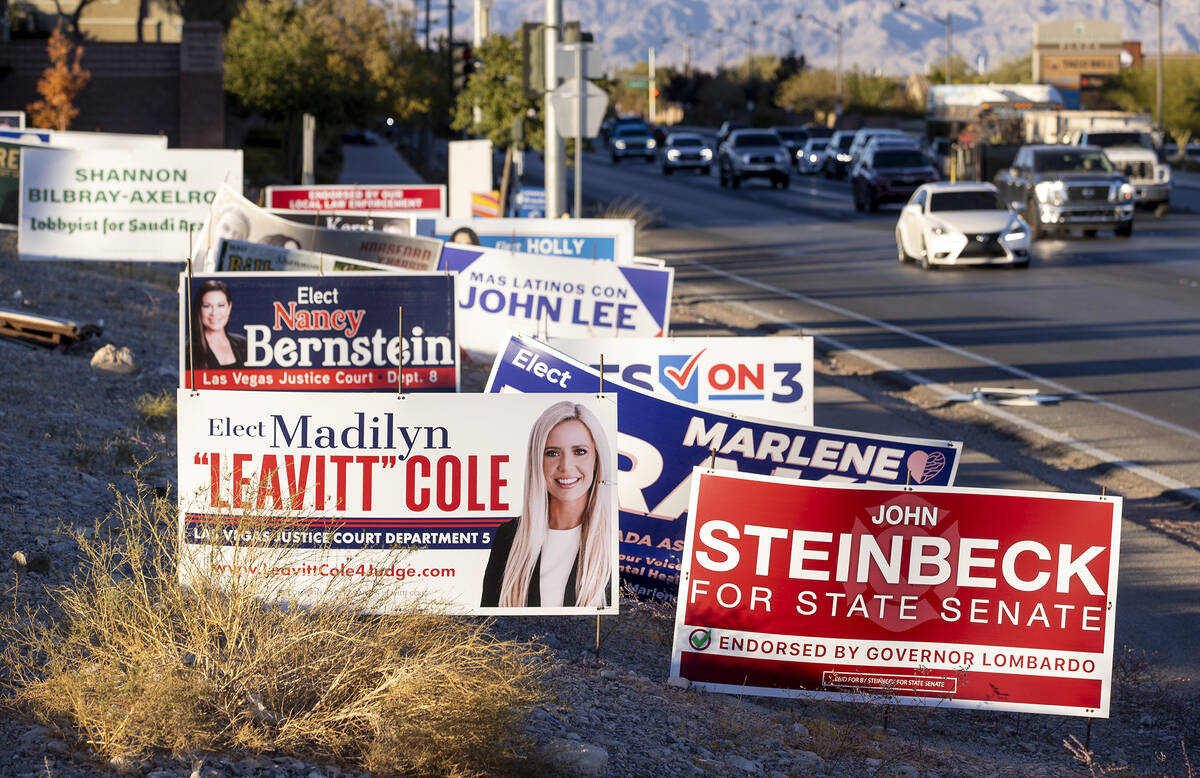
[133,389,176,430]
[599,195,661,239]
[0,480,548,776]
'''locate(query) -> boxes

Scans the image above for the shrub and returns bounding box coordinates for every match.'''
[1,480,548,776]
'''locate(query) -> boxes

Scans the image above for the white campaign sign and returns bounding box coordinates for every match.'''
[439,244,673,356]
[19,147,242,262]
[177,390,619,615]
[0,128,168,150]
[550,336,815,425]
[421,216,637,264]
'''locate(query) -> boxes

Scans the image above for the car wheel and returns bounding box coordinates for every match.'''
[646,156,655,164]
[896,232,911,263]
[718,167,727,187]
[701,166,711,176]
[731,174,741,189]
[1116,220,1134,238]
[612,155,620,164]
[779,175,790,189]
[919,237,933,270]
[663,166,673,175]
[867,195,879,213]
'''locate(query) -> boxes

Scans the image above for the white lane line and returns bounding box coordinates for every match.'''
[680,259,1200,501]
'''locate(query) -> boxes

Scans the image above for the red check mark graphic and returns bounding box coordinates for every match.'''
[662,348,707,390]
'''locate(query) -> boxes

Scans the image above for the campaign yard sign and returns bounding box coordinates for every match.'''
[671,471,1121,717]
[487,335,962,602]
[0,141,20,228]
[417,217,636,263]
[19,147,242,262]
[212,239,402,273]
[0,128,167,150]
[181,272,459,392]
[176,391,618,615]
[195,186,441,273]
[439,245,672,356]
[266,184,446,218]
[271,210,413,236]
[551,336,815,426]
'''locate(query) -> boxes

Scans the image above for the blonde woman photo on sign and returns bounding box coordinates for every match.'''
[481,401,614,608]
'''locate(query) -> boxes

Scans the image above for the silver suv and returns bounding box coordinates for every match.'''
[718,130,790,189]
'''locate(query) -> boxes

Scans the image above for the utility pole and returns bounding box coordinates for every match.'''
[648,46,656,124]
[447,0,455,99]
[425,0,431,50]
[544,0,564,217]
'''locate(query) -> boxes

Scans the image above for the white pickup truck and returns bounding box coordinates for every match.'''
[1069,129,1171,215]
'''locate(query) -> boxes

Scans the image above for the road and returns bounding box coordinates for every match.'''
[516,145,1200,683]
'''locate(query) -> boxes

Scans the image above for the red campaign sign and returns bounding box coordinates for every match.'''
[267,185,445,215]
[184,367,457,391]
[671,471,1122,717]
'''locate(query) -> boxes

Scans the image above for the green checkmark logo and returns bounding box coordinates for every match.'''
[689,628,711,651]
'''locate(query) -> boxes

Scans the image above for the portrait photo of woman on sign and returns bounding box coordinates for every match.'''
[191,279,248,370]
[481,401,614,608]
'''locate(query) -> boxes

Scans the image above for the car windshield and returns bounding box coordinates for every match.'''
[1086,132,1153,149]
[775,129,805,141]
[617,129,649,139]
[807,128,833,138]
[1033,150,1114,172]
[734,133,781,147]
[836,135,855,151]
[672,137,702,147]
[873,149,928,168]
[928,190,1008,212]
[806,140,829,150]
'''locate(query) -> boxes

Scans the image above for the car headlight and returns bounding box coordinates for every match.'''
[667,149,680,160]
[1034,181,1065,205]
[1116,182,1135,202]
[647,139,657,149]
[615,140,626,149]
[837,153,852,162]
[701,148,712,160]
[1003,219,1028,242]
[742,153,754,164]
[1158,165,1171,182]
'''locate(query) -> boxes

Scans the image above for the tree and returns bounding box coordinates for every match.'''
[775,68,838,117]
[225,0,432,128]
[1103,59,1200,151]
[451,33,543,151]
[27,24,90,131]
[49,0,100,41]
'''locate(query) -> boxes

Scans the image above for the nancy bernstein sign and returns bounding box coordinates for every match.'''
[551,336,815,426]
[177,390,619,615]
[181,272,459,392]
[487,335,962,602]
[670,471,1122,717]
[18,147,242,261]
[439,245,673,356]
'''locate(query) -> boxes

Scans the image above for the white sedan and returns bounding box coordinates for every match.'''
[896,183,1032,270]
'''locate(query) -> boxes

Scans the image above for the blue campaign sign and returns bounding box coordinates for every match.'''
[416,216,635,263]
[514,187,546,218]
[0,130,51,143]
[486,335,963,601]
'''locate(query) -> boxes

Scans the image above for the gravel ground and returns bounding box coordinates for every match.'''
[0,233,1196,777]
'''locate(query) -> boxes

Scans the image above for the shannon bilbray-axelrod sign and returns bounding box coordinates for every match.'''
[19,148,242,261]
[181,272,459,392]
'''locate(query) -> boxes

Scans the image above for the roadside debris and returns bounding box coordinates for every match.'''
[946,386,1064,407]
[0,307,103,349]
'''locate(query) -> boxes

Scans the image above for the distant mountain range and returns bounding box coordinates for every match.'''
[467,0,1199,78]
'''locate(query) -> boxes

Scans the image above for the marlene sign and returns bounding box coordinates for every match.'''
[267,184,446,218]
[181,272,459,392]
[440,245,672,355]
[19,148,242,261]
[487,335,962,602]
[177,390,618,615]
[670,471,1121,717]
[551,336,815,426]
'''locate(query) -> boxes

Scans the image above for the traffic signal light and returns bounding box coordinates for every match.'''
[452,42,476,92]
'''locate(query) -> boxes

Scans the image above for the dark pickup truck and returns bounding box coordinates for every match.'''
[993,144,1135,238]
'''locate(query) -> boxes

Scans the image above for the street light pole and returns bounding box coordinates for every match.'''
[1147,0,1164,129]
[797,13,844,116]
[893,1,952,85]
